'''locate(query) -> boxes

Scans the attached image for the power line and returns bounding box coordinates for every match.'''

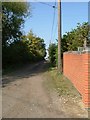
[53,22,58,41]
[33,0,57,44]
[50,1,56,44]
[34,0,57,9]
[38,2,55,8]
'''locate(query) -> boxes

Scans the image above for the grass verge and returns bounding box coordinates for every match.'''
[44,67,81,99]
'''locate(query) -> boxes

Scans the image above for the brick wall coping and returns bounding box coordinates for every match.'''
[64,51,90,54]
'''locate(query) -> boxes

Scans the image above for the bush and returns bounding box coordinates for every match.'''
[48,43,57,66]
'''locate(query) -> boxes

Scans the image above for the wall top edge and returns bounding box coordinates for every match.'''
[63,51,90,54]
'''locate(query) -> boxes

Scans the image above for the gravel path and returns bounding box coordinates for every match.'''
[2,61,88,118]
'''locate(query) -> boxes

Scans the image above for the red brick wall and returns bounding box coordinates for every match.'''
[63,52,90,108]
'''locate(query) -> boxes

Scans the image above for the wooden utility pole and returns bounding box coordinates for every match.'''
[58,0,62,73]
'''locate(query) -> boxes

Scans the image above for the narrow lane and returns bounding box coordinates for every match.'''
[2,61,66,118]
[2,61,88,118]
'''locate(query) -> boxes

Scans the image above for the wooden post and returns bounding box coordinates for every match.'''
[58,0,62,73]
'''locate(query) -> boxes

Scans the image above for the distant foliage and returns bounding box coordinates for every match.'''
[2,2,46,68]
[22,30,46,62]
[48,22,88,67]
[48,43,57,66]
[62,22,88,51]
[3,30,46,68]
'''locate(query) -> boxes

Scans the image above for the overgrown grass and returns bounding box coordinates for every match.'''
[44,67,81,99]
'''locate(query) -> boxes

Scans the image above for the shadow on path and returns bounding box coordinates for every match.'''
[2,60,49,87]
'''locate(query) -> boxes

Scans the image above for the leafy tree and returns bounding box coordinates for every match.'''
[3,40,30,67]
[2,2,31,68]
[2,3,46,69]
[62,22,88,51]
[2,2,31,47]
[48,22,88,67]
[23,30,46,61]
[3,30,46,68]
[48,43,57,66]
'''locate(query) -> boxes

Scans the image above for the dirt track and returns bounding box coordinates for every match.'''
[2,61,88,118]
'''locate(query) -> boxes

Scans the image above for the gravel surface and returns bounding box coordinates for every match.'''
[2,61,88,118]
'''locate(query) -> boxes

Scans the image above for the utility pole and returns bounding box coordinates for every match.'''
[58,0,62,73]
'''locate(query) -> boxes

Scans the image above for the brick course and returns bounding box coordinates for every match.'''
[63,52,90,108]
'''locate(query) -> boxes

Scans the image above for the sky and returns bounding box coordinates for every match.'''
[24,2,88,49]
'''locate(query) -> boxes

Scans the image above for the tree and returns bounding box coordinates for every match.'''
[23,30,46,61]
[48,22,88,67]
[3,30,46,68]
[2,2,31,68]
[2,2,31,47]
[3,40,30,67]
[62,22,88,51]
[2,3,46,69]
[48,43,57,66]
